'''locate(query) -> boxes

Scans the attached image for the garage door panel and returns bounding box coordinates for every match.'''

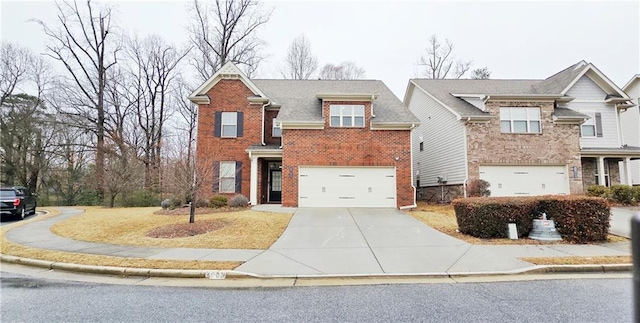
[479,165,569,197]
[298,167,396,207]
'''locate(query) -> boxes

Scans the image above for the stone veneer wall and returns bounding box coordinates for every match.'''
[466,101,584,194]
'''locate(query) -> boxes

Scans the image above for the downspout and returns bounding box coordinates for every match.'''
[463,118,470,198]
[261,102,270,145]
[615,103,624,147]
[400,123,418,210]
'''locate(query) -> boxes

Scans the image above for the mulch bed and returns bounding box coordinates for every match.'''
[146,219,232,239]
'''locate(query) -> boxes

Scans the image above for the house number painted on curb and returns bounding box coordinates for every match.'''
[205,271,227,280]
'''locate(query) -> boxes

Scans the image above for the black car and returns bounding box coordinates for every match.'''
[0,186,37,220]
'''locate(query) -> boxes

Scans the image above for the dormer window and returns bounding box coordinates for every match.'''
[330,105,365,127]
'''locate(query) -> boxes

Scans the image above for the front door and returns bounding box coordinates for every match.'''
[269,169,282,203]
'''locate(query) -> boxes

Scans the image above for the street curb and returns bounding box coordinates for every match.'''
[0,254,632,280]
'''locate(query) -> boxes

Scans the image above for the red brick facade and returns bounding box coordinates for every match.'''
[196,81,415,208]
[281,100,414,208]
[196,79,261,201]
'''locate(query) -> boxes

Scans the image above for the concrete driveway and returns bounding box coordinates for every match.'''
[236,208,532,276]
[610,206,640,238]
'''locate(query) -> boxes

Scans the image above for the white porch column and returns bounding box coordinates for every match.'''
[597,157,606,186]
[624,157,633,185]
[249,156,259,205]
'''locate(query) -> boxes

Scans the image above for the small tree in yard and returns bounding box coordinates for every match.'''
[467,179,490,197]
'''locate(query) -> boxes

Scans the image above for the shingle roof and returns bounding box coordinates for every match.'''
[553,107,589,119]
[410,61,592,118]
[410,79,541,117]
[252,80,419,124]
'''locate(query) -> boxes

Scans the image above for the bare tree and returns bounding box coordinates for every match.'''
[282,34,318,79]
[0,43,53,192]
[125,34,189,191]
[319,61,366,80]
[188,0,272,80]
[418,34,471,79]
[35,0,120,203]
[0,43,33,106]
[471,67,491,79]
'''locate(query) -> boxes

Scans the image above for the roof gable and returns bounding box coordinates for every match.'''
[559,63,629,98]
[623,74,640,92]
[188,62,267,104]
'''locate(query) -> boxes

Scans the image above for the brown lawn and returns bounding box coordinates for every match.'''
[50,207,293,249]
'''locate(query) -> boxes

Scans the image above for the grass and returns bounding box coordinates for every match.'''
[1,238,240,270]
[50,206,293,249]
[408,202,629,245]
[0,206,289,270]
[521,256,632,265]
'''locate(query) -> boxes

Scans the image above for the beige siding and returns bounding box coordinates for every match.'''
[621,80,640,184]
[566,75,608,100]
[565,76,621,148]
[408,87,466,186]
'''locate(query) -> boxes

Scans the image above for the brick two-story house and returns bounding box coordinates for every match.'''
[405,61,639,201]
[189,62,420,208]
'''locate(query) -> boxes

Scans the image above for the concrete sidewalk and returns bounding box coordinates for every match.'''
[2,206,632,278]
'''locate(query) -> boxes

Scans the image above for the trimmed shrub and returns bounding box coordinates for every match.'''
[229,194,249,207]
[634,186,640,203]
[467,179,491,197]
[452,197,536,239]
[160,199,173,210]
[452,195,610,243]
[194,199,208,208]
[209,195,228,208]
[536,196,609,243]
[609,185,635,205]
[585,185,610,199]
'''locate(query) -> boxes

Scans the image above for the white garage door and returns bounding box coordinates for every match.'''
[298,166,396,207]
[479,165,569,197]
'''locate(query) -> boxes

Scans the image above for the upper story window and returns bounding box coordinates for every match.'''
[330,105,365,127]
[500,107,541,134]
[221,112,238,137]
[272,118,282,137]
[580,112,602,138]
[214,111,243,138]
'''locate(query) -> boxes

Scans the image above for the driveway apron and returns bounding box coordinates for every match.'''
[235,208,532,276]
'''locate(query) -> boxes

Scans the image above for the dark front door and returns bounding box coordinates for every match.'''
[269,169,282,203]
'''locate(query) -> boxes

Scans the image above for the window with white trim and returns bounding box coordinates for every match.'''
[219,161,236,193]
[581,112,596,137]
[221,112,238,137]
[329,105,365,127]
[500,107,541,134]
[580,112,602,138]
[272,118,282,137]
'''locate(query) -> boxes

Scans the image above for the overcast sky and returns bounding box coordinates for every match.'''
[2,0,639,98]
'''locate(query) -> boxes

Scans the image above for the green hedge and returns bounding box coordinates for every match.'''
[452,195,610,243]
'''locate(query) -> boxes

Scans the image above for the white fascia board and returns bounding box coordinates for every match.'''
[486,94,562,101]
[370,123,418,130]
[190,61,268,99]
[188,95,210,104]
[317,93,378,101]
[280,121,324,129]
[410,81,462,120]
[622,74,640,91]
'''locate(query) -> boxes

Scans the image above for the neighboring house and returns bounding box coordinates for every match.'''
[189,62,420,208]
[621,75,640,185]
[405,61,639,201]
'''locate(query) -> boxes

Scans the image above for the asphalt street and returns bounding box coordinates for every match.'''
[0,272,633,323]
